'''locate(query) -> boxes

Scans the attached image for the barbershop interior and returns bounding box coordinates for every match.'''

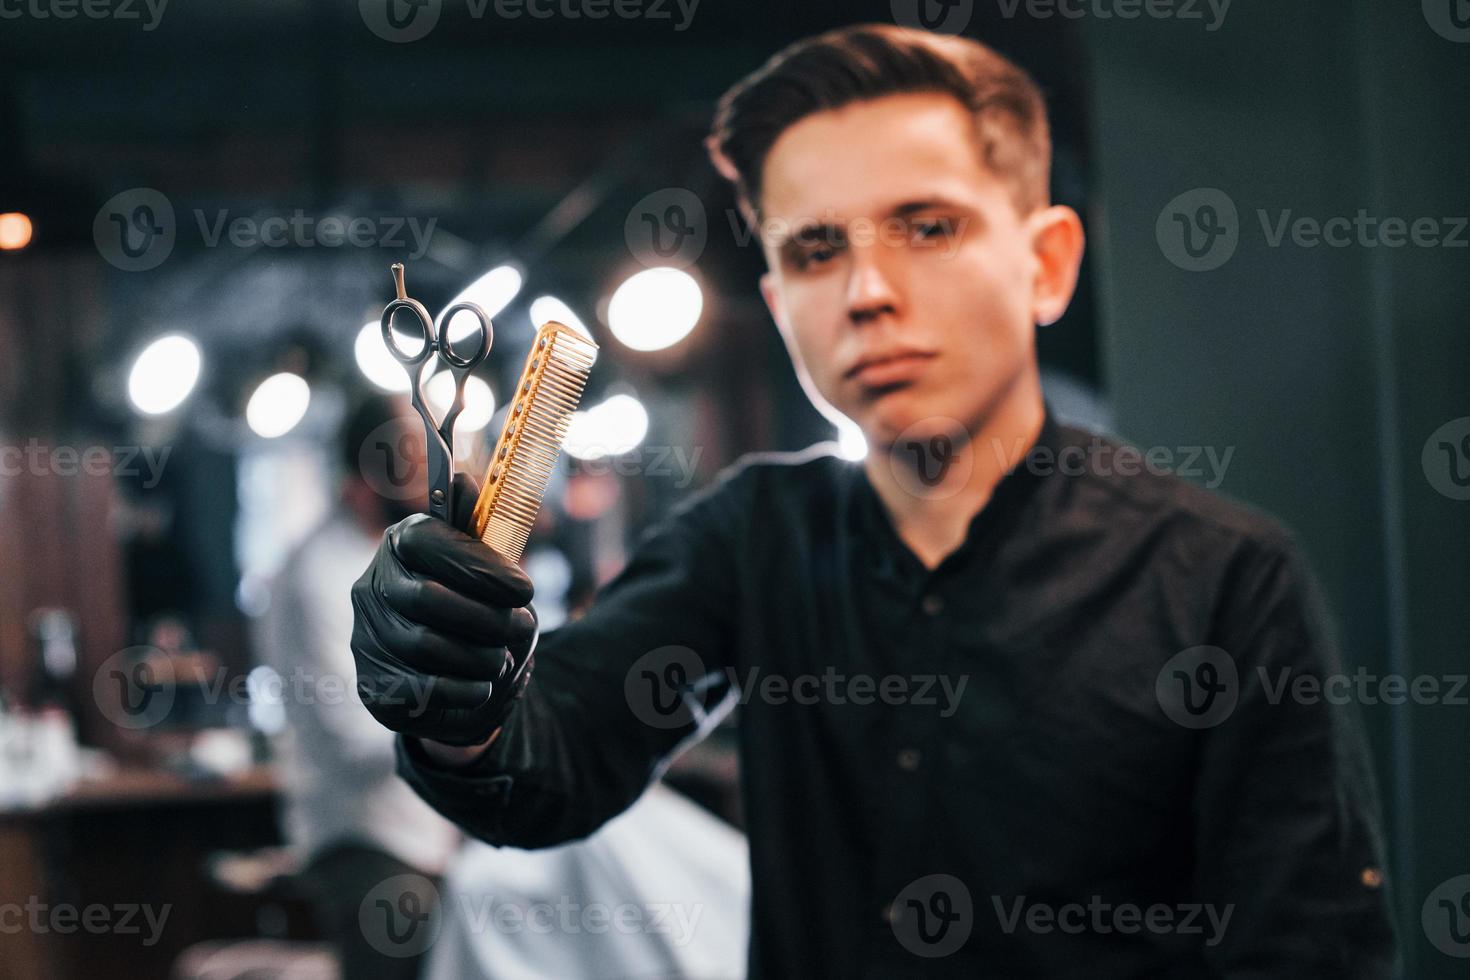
[0,1,1466,977]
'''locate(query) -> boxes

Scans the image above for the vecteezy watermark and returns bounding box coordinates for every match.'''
[1422,416,1470,501]
[1156,645,1239,729]
[625,188,707,269]
[573,446,703,487]
[1016,440,1235,489]
[890,0,975,35]
[735,209,971,265]
[882,421,1237,502]
[1155,188,1239,272]
[1158,187,1469,272]
[0,440,170,488]
[892,0,1230,35]
[358,872,706,958]
[624,645,715,729]
[729,665,969,717]
[0,898,171,947]
[454,895,705,945]
[1423,0,1470,43]
[623,191,973,270]
[1255,209,1469,250]
[992,895,1234,947]
[1258,666,1469,708]
[889,875,974,958]
[359,0,699,43]
[991,0,1230,31]
[94,646,175,730]
[94,188,176,272]
[0,0,169,31]
[988,430,1235,488]
[93,188,438,271]
[92,649,440,730]
[358,417,430,504]
[886,417,976,502]
[1155,646,1470,730]
[361,874,442,958]
[359,420,705,502]
[194,210,437,257]
[1423,874,1470,958]
[623,646,970,730]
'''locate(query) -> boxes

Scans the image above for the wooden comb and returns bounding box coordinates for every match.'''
[470,321,598,561]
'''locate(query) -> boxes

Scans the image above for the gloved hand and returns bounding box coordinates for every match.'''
[350,472,539,746]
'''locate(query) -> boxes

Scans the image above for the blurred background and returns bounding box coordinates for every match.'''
[0,1,1466,977]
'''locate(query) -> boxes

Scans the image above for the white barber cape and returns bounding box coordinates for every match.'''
[424,782,751,980]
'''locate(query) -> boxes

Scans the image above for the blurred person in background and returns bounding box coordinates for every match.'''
[256,392,459,979]
[260,393,751,979]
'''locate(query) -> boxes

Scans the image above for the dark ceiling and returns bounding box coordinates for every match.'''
[0,0,1097,426]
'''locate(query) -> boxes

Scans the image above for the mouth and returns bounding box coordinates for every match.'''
[845,350,937,388]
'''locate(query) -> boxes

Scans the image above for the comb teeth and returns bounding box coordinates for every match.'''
[472,322,598,562]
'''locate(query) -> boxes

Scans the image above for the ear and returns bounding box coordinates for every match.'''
[1028,205,1086,327]
[759,271,790,336]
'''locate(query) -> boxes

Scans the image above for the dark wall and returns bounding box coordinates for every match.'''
[1083,4,1470,975]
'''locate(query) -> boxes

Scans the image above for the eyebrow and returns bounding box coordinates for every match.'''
[775,197,975,240]
[891,198,959,216]
[775,222,843,255]
[890,197,982,226]
[770,196,979,260]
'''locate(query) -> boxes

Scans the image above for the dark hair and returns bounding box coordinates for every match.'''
[707,24,1052,219]
[338,389,406,477]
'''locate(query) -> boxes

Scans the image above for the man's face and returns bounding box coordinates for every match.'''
[757,92,1071,451]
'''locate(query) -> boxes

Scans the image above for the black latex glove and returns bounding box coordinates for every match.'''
[350,471,539,746]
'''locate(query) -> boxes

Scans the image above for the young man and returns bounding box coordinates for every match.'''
[349,24,1397,977]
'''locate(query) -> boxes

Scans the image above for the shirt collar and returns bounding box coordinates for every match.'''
[846,405,1063,578]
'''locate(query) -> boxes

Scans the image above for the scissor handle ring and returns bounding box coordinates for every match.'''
[380,297,436,367]
[436,301,492,370]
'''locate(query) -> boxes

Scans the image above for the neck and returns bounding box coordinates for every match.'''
[862,371,1045,570]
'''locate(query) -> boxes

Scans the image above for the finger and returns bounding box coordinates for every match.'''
[451,471,481,534]
[405,705,501,746]
[505,606,538,656]
[353,576,510,682]
[391,514,535,607]
[381,571,538,649]
[356,641,500,709]
[365,608,511,683]
[360,676,496,741]
[410,673,500,712]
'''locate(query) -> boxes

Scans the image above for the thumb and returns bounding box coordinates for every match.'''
[451,471,482,535]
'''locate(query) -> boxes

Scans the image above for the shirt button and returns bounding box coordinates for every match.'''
[921,594,944,616]
[896,748,922,771]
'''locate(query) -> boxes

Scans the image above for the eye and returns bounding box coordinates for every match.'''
[791,243,839,271]
[805,245,836,266]
[910,218,950,241]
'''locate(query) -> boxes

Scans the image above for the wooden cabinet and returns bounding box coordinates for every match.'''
[0,767,296,980]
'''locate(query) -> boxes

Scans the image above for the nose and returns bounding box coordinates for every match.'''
[845,245,901,326]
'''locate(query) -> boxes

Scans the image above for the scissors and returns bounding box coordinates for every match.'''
[379,262,492,524]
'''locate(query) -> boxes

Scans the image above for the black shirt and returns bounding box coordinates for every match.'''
[397,413,1397,978]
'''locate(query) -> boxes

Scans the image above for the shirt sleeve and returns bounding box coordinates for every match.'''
[395,461,753,848]
[1194,535,1399,977]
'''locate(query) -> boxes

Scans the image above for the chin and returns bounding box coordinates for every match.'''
[852,390,952,449]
